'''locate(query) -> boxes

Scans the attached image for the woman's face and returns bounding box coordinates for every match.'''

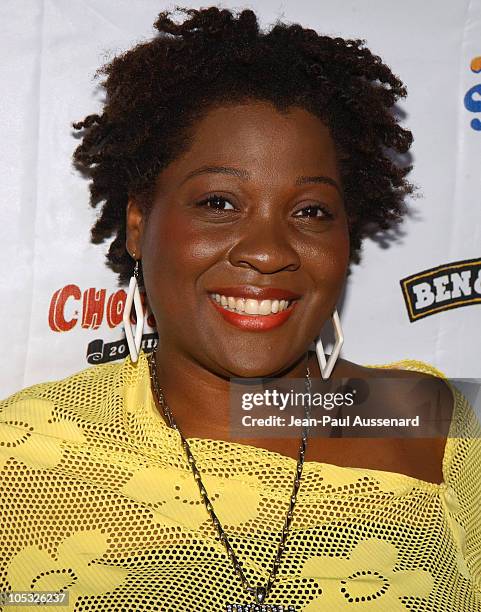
[127,100,350,377]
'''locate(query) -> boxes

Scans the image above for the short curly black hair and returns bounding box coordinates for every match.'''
[73,5,414,287]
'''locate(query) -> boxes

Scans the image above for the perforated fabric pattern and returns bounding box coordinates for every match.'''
[0,351,480,611]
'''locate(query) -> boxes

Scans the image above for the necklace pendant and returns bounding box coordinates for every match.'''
[226,604,296,611]
[256,586,266,604]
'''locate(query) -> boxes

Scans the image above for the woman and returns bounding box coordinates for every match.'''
[0,6,479,611]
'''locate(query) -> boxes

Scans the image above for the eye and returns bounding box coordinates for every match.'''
[293,204,333,219]
[195,194,236,212]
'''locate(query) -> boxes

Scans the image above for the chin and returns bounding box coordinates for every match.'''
[209,349,296,379]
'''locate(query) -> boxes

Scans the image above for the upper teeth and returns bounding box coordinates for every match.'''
[209,293,293,315]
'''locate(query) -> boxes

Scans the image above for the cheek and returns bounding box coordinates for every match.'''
[144,207,222,288]
[303,226,350,284]
[331,230,351,271]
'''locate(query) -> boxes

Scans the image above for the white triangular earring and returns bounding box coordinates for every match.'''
[123,257,145,363]
[315,309,344,379]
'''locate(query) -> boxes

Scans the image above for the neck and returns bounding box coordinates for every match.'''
[149,345,311,441]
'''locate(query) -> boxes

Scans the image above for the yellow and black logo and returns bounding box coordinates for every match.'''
[400,257,481,322]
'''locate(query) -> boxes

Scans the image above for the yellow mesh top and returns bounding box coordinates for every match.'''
[0,351,480,611]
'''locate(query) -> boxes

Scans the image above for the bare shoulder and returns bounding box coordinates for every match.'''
[330,355,455,418]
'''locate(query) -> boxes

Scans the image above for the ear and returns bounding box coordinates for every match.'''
[126,197,145,258]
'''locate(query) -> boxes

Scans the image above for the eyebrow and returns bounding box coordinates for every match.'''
[180,165,343,196]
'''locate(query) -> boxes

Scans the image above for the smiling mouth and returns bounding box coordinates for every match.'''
[208,293,297,316]
[207,291,301,332]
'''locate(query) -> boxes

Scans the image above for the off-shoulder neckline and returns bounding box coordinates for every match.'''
[130,350,458,493]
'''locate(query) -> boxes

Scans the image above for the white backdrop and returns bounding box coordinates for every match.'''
[1,0,480,399]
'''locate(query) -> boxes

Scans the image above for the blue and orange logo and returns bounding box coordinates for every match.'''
[464,56,481,130]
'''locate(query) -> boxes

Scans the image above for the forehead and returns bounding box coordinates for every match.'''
[190,101,334,156]
[160,100,340,185]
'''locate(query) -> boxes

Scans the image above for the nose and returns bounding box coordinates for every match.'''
[228,217,301,274]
